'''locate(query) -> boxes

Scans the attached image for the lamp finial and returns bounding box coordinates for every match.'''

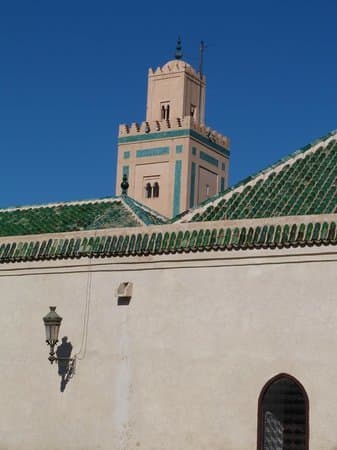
[175,36,183,60]
[121,174,129,196]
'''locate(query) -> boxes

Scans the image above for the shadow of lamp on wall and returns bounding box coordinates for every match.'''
[42,279,133,386]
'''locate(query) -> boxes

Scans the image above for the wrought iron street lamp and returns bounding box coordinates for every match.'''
[43,306,63,364]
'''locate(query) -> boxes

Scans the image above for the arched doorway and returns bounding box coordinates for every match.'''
[257,374,309,450]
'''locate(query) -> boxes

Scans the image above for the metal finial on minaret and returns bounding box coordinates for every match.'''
[175,36,183,60]
[199,40,207,78]
[121,174,129,196]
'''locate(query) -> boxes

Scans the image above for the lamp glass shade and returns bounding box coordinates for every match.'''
[43,306,62,343]
[44,323,60,343]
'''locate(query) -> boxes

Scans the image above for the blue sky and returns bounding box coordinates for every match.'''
[0,0,336,208]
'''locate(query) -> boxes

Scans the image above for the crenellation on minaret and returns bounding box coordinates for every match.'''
[148,60,204,80]
[118,116,230,150]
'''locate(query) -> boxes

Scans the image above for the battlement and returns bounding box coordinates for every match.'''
[118,116,230,149]
[148,59,205,82]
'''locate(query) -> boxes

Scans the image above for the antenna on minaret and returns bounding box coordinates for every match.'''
[199,40,207,78]
[198,40,207,124]
[175,36,183,60]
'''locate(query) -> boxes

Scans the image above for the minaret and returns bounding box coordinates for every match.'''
[116,39,230,218]
[145,37,206,125]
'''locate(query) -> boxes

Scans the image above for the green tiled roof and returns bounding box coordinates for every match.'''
[0,196,166,237]
[122,196,166,225]
[180,130,337,223]
[1,129,337,244]
[0,218,336,263]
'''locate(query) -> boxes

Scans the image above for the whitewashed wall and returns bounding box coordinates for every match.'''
[0,245,336,450]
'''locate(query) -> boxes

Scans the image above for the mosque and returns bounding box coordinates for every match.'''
[1,39,337,450]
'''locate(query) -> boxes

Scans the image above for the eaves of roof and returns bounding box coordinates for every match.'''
[0,214,336,263]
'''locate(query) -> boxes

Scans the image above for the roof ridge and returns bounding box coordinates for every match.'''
[0,196,120,213]
[176,128,337,223]
[123,196,168,221]
[119,196,148,226]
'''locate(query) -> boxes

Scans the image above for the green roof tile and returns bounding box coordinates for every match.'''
[178,131,337,223]
[0,219,336,263]
[0,197,166,237]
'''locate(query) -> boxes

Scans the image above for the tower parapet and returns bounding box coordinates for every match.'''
[118,116,230,150]
[148,60,205,81]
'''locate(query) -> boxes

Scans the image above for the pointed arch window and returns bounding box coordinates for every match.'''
[257,374,309,450]
[145,182,152,199]
[190,104,196,118]
[166,104,170,120]
[153,182,160,198]
[161,105,166,120]
[160,102,170,120]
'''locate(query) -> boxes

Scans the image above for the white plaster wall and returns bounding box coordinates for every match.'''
[1,247,337,450]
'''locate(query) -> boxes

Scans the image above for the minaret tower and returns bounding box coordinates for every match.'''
[116,38,230,218]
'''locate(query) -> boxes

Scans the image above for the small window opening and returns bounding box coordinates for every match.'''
[160,102,170,120]
[190,104,196,118]
[153,182,160,198]
[145,182,152,198]
[206,184,210,197]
